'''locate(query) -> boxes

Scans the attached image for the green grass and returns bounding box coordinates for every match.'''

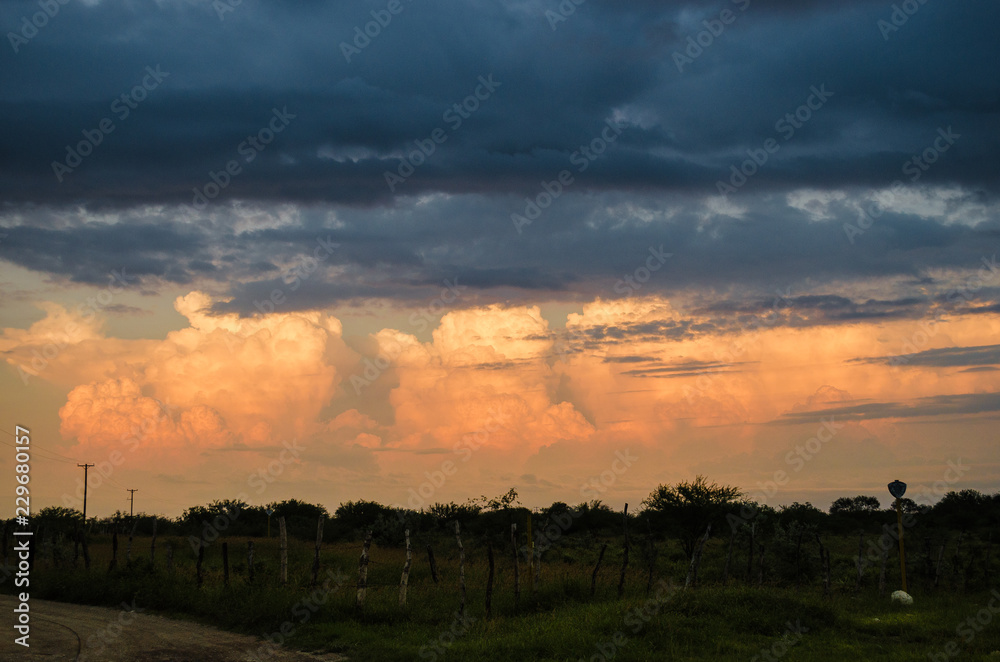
[6,533,1000,661]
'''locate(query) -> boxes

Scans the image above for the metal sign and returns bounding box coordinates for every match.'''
[888,480,906,499]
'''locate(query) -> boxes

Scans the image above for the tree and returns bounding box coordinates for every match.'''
[641,475,741,558]
[829,495,881,515]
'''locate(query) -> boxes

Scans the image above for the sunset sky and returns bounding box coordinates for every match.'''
[1,0,998,519]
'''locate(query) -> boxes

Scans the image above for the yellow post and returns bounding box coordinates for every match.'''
[895,498,907,593]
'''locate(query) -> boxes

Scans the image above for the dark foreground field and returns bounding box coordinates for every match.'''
[4,533,999,661]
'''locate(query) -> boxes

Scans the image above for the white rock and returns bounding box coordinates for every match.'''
[891,590,913,605]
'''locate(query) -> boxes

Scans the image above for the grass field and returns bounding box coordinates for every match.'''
[5,532,1000,661]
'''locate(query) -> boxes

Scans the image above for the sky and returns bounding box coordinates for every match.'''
[1,0,998,519]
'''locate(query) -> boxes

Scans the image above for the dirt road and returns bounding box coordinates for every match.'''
[0,595,346,661]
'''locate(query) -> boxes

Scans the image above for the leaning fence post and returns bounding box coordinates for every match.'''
[247,540,255,584]
[486,542,495,618]
[855,531,865,590]
[685,523,711,589]
[150,518,157,565]
[511,523,520,608]
[108,524,119,574]
[126,519,137,566]
[399,529,412,607]
[357,530,372,608]
[426,544,439,583]
[591,542,607,597]
[455,522,466,618]
[196,540,205,587]
[279,516,288,586]
[618,503,629,599]
[312,515,325,587]
[879,537,889,595]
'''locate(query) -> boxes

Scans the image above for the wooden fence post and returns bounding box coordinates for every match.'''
[757,543,766,586]
[150,518,157,565]
[455,522,466,618]
[816,535,830,596]
[591,542,607,597]
[855,531,864,590]
[247,541,255,584]
[399,529,412,607]
[312,515,325,587]
[196,541,205,587]
[986,532,993,586]
[357,530,372,608]
[878,537,889,595]
[511,523,520,608]
[126,519,137,566]
[108,525,118,574]
[618,504,629,599]
[934,542,946,588]
[222,542,230,586]
[165,542,172,574]
[723,528,736,584]
[685,523,712,588]
[486,542,495,618]
[426,544,439,583]
[279,517,288,586]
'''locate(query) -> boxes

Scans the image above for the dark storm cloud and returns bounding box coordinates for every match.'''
[850,344,1000,369]
[0,0,997,206]
[1,0,999,310]
[775,392,1000,424]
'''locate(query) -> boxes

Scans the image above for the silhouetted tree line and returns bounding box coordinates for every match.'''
[21,481,1000,553]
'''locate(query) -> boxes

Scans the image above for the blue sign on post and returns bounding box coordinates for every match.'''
[888,480,906,499]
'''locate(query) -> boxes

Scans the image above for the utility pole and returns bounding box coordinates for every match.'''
[127,489,138,519]
[78,464,94,524]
